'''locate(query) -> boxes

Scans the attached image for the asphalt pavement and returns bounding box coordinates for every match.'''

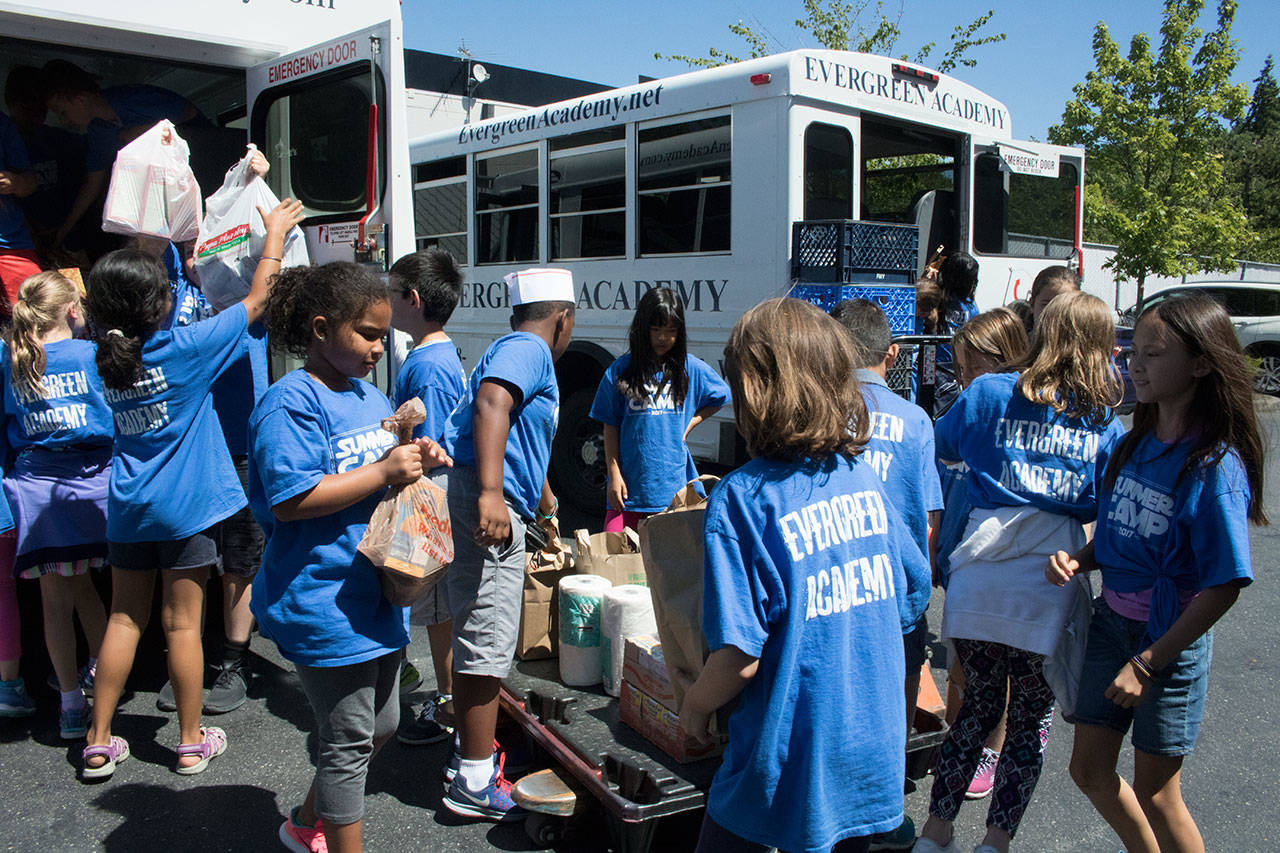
[1,405,1278,852]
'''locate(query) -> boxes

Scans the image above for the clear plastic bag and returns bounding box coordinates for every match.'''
[194,144,310,310]
[102,120,201,242]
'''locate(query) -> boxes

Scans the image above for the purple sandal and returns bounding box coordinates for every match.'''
[81,736,130,780]
[175,726,227,775]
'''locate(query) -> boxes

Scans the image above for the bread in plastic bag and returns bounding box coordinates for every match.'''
[356,398,454,607]
[102,120,202,242]
[194,144,310,310]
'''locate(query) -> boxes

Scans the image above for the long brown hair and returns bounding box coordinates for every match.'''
[1015,291,1121,426]
[953,307,1028,374]
[7,271,81,398]
[1105,293,1267,525]
[724,297,867,462]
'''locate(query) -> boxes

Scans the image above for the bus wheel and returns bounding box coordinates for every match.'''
[551,388,607,516]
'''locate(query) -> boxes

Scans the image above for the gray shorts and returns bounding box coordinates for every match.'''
[443,465,526,678]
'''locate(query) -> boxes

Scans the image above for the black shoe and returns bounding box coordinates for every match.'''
[156,680,177,712]
[397,696,453,746]
[204,659,248,715]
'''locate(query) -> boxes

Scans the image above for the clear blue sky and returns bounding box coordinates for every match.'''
[401,0,1278,140]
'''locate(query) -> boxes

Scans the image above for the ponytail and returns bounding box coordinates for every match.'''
[5,272,80,399]
[84,250,171,391]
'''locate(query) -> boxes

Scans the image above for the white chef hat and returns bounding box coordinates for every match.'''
[504,268,575,306]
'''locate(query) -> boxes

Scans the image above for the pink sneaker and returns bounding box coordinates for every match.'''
[279,806,327,852]
[966,747,999,799]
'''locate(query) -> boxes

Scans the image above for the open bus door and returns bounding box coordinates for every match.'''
[968,136,1085,303]
[244,19,411,388]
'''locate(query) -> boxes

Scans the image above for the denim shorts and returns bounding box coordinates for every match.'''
[108,525,223,573]
[904,613,929,670]
[1070,596,1211,756]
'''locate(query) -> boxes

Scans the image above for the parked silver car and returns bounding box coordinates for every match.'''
[1119,282,1280,394]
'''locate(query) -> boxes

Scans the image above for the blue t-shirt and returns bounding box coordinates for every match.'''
[928,296,979,416]
[86,85,201,172]
[0,112,34,252]
[2,339,113,452]
[13,123,85,237]
[443,332,558,521]
[935,372,1123,521]
[161,242,267,457]
[248,369,406,667]
[933,458,970,587]
[858,369,943,558]
[394,339,466,443]
[105,302,249,542]
[589,353,731,513]
[702,454,931,852]
[1094,432,1254,641]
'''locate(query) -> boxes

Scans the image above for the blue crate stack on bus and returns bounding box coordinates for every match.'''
[789,220,918,333]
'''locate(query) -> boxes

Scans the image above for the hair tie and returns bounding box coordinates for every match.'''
[106,329,125,338]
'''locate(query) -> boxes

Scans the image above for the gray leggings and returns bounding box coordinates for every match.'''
[294,651,401,824]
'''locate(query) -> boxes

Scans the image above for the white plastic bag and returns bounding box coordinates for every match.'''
[194,144,309,310]
[102,120,201,242]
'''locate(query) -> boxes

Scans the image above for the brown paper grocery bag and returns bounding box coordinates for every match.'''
[573,526,646,586]
[516,518,573,660]
[637,475,719,708]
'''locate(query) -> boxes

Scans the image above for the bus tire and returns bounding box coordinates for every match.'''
[550,387,607,516]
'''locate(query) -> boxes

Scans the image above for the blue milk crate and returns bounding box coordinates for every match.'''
[788,282,917,335]
[791,220,920,282]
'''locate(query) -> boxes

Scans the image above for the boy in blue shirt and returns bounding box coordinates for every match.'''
[833,297,943,851]
[386,248,465,746]
[440,268,574,821]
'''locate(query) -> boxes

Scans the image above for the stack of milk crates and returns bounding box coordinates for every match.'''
[788,220,919,399]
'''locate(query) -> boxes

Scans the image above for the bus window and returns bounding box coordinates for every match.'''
[257,66,384,216]
[550,128,625,260]
[413,157,466,261]
[637,115,730,255]
[859,117,958,255]
[804,122,853,220]
[973,153,1078,258]
[476,147,538,264]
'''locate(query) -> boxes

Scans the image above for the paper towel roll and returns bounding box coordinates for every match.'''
[558,574,612,687]
[600,584,658,696]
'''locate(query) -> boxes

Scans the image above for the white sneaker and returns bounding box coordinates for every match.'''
[912,838,960,853]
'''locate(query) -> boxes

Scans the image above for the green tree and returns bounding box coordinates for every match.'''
[655,0,1004,73]
[1224,57,1280,262]
[1049,0,1250,308]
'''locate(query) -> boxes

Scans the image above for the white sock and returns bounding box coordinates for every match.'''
[458,755,495,791]
[61,688,86,710]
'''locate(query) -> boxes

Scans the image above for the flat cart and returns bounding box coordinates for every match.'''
[499,658,948,853]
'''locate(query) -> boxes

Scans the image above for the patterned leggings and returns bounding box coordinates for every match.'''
[928,639,1056,837]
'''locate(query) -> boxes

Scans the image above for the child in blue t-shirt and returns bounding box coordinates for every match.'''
[1,271,112,740]
[1047,293,1262,853]
[917,292,1124,853]
[387,248,465,746]
[77,198,302,782]
[439,267,575,822]
[681,297,930,853]
[249,260,449,852]
[936,305,1029,801]
[831,296,942,848]
[590,287,730,531]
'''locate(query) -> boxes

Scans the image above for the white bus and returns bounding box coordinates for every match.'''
[407,50,1087,511]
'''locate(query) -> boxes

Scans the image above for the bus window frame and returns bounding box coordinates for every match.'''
[249,62,388,227]
[474,141,541,266]
[548,135,627,262]
[635,109,732,258]
[969,148,1082,262]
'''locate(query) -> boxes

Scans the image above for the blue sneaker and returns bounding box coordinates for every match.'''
[0,678,36,718]
[59,703,90,740]
[441,754,524,822]
[868,816,916,851]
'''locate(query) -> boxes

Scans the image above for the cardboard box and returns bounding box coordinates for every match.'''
[619,680,722,764]
[622,634,679,712]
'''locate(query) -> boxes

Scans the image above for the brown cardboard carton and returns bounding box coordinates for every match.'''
[622,634,679,712]
[618,680,722,764]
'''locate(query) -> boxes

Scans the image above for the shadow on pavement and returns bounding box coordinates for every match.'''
[93,782,283,852]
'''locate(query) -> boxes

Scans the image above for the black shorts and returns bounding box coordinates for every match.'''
[108,525,223,573]
[219,455,264,578]
[904,613,930,670]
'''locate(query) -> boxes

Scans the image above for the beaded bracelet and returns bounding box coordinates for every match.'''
[536,498,559,521]
[1129,655,1155,680]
